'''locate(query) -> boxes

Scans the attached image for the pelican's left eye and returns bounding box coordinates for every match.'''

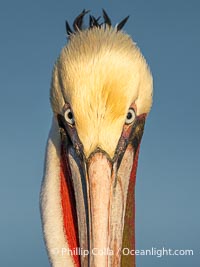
[64,108,75,125]
[125,108,136,124]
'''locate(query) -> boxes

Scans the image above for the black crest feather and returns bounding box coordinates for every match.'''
[117,16,130,31]
[73,9,90,31]
[89,15,101,28]
[65,9,129,38]
[102,9,111,26]
[65,21,73,35]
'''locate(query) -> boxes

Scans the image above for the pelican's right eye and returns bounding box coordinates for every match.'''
[64,108,75,125]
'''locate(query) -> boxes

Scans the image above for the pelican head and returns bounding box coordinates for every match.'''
[41,10,153,267]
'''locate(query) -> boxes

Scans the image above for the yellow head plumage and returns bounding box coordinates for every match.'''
[50,26,153,158]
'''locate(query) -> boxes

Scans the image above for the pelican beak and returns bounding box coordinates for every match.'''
[86,147,134,267]
[58,114,146,267]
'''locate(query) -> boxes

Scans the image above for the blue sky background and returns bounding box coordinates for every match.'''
[0,0,199,266]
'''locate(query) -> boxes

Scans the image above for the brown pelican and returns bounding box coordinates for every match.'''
[41,10,153,267]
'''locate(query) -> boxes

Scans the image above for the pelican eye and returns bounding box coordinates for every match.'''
[125,108,136,124]
[64,108,75,125]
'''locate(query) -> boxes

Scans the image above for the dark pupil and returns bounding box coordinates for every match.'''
[127,112,132,120]
[68,112,73,120]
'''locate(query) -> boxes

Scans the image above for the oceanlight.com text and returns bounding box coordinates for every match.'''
[51,247,194,258]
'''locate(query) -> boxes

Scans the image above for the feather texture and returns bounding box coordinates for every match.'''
[50,27,153,158]
[65,9,129,37]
